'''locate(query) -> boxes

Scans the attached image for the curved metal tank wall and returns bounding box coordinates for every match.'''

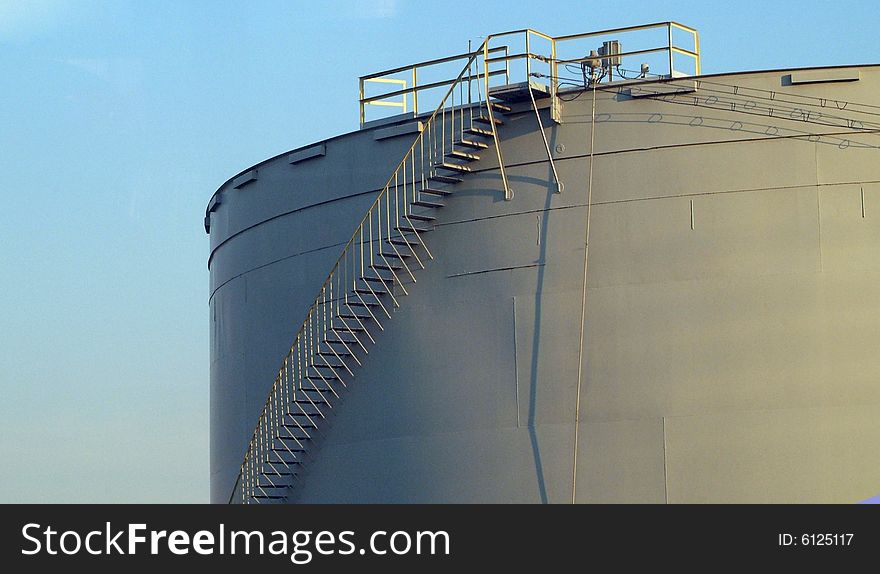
[208,65,880,503]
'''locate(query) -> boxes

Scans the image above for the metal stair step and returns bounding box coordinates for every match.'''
[317,342,357,352]
[354,287,388,295]
[411,200,444,209]
[298,389,335,398]
[371,263,403,271]
[353,286,387,295]
[306,369,341,379]
[252,494,287,500]
[387,237,420,248]
[455,138,489,149]
[429,174,463,184]
[418,187,453,196]
[324,331,359,344]
[309,370,345,381]
[345,296,380,306]
[277,438,310,446]
[276,434,309,443]
[289,404,325,416]
[434,162,472,173]
[288,410,323,420]
[379,251,412,259]
[396,225,431,234]
[326,334,364,343]
[266,461,302,469]
[318,348,353,356]
[323,343,360,354]
[278,430,313,441]
[354,292,388,305]
[490,101,512,113]
[281,416,319,427]
[331,322,368,332]
[403,213,435,222]
[446,149,480,161]
[302,378,336,387]
[313,354,348,365]
[326,324,364,335]
[281,416,321,429]
[261,470,294,476]
[292,398,329,407]
[349,299,383,307]
[327,313,372,324]
[267,455,304,463]
[281,418,317,427]
[304,374,340,383]
[361,275,393,283]
[278,434,312,443]
[464,127,494,138]
[473,115,503,125]
[271,446,306,453]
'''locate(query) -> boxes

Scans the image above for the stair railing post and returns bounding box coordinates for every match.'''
[525,31,531,80]
[483,38,512,200]
[412,67,418,117]
[551,37,562,124]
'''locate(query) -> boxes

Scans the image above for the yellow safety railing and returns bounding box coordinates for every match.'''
[359,22,701,126]
[359,45,510,125]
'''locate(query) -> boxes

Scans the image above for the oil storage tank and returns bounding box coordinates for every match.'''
[206,23,880,503]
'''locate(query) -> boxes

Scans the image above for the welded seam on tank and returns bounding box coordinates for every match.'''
[208,241,348,303]
[211,177,877,301]
[209,234,407,303]
[459,127,880,179]
[433,178,880,229]
[209,127,875,268]
[207,188,380,268]
[446,263,544,278]
[209,146,878,300]
[209,133,877,269]
[279,404,880,477]
[309,402,878,444]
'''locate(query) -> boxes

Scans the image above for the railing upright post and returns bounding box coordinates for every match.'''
[525,31,531,80]
[450,84,455,156]
[468,40,473,110]
[412,67,418,116]
[668,23,674,78]
[441,100,445,158]
[483,39,512,200]
[359,78,365,126]
[551,38,561,124]
[422,126,431,192]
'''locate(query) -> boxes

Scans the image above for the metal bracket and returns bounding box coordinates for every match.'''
[528,80,563,193]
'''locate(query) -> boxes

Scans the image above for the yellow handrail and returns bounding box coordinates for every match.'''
[359,45,509,123]
[359,22,701,125]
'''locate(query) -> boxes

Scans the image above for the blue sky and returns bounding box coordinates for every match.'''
[0,1,876,503]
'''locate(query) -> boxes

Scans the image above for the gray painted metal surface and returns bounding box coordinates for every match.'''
[208,65,880,503]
